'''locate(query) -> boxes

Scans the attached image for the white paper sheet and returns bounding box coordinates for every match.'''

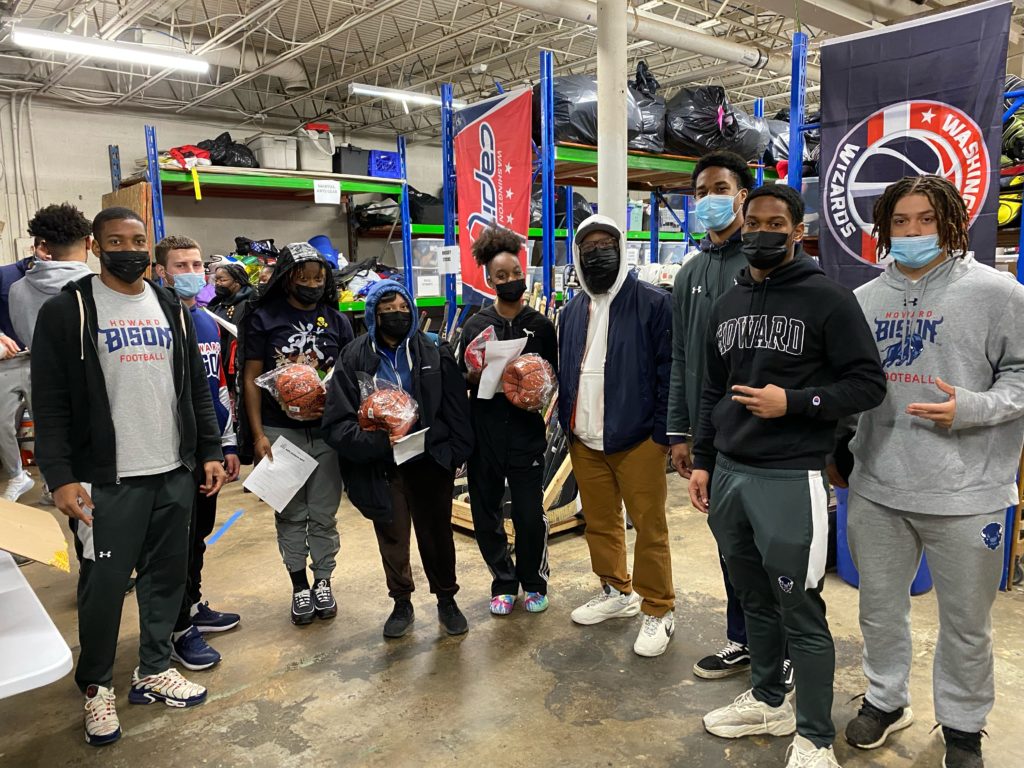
[242,437,318,512]
[477,338,528,399]
[202,308,238,337]
[393,428,429,465]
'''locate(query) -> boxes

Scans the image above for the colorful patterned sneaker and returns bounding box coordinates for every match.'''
[83,685,121,746]
[524,592,549,613]
[128,668,207,708]
[192,601,240,633]
[490,594,516,615]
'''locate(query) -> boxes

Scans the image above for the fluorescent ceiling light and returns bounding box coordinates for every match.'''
[348,82,467,109]
[11,27,209,74]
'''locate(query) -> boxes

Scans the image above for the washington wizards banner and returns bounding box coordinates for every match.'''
[819,0,1011,288]
[454,88,532,303]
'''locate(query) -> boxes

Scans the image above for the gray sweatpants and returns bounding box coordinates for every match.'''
[263,426,343,581]
[0,355,29,479]
[847,492,1005,732]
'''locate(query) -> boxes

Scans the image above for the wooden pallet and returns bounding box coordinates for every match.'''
[450,455,585,540]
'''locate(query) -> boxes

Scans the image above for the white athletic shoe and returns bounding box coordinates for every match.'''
[785,735,842,767]
[703,688,797,739]
[83,684,121,746]
[2,471,34,502]
[128,667,207,708]
[633,610,674,657]
[570,585,642,625]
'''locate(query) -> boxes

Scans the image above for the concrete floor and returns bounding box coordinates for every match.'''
[2,468,1023,768]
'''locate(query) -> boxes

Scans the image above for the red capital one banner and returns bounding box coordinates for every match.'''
[454,88,532,303]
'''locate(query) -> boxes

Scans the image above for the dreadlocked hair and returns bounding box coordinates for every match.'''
[471,224,524,267]
[872,176,969,260]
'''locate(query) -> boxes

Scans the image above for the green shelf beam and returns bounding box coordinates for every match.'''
[159,170,404,196]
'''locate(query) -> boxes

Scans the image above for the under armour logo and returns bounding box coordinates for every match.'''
[905,297,919,307]
[99,551,112,558]
[692,285,703,295]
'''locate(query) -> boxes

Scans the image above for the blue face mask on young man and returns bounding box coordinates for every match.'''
[695,193,740,232]
[889,234,942,269]
[170,272,206,299]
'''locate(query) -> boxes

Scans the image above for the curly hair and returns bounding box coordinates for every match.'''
[872,176,969,259]
[693,150,755,191]
[743,183,805,224]
[471,224,524,267]
[27,203,91,256]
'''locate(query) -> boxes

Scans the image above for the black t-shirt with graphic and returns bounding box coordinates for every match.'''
[244,298,354,429]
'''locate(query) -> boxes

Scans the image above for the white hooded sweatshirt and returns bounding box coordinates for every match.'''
[572,214,631,452]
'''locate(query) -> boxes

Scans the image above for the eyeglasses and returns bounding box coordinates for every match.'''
[579,237,618,256]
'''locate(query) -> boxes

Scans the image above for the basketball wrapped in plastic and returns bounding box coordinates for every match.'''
[358,383,419,438]
[464,325,496,374]
[255,363,326,421]
[502,354,556,411]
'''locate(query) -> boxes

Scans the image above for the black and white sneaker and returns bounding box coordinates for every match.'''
[942,726,984,768]
[693,641,751,680]
[845,697,913,749]
[782,658,795,695]
[312,579,337,620]
[291,589,315,625]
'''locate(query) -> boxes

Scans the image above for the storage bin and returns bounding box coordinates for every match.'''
[244,134,297,171]
[297,129,335,173]
[334,145,370,176]
[368,150,402,179]
[835,487,933,595]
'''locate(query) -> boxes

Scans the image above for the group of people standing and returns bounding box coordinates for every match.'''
[6,149,1021,768]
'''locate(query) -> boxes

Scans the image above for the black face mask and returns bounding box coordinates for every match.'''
[741,231,791,270]
[291,284,322,306]
[378,310,412,340]
[214,285,234,299]
[100,250,150,284]
[495,278,527,303]
[579,247,620,294]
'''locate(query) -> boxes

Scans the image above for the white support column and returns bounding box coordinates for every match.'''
[596,0,628,232]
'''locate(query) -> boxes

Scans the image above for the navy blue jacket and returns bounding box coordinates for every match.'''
[558,272,672,454]
[0,258,31,346]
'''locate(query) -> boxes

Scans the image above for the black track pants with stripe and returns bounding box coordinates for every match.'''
[707,455,836,748]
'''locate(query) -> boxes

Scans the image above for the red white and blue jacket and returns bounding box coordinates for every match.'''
[191,304,238,456]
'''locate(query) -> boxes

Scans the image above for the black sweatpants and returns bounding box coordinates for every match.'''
[73,467,193,692]
[707,455,835,748]
[373,456,458,601]
[174,474,219,633]
[467,439,549,596]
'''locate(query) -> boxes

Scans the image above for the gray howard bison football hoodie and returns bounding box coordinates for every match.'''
[850,255,1024,516]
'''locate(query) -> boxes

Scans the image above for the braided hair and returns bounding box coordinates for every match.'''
[872,176,969,260]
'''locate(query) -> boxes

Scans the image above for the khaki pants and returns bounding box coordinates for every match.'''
[569,438,674,617]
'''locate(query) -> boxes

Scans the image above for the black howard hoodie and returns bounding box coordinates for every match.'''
[692,256,885,472]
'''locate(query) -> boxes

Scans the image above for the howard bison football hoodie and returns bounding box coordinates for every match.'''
[850,255,1024,516]
[692,256,886,472]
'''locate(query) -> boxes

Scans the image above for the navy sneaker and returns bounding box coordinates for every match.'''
[170,626,221,671]
[192,601,240,633]
[128,668,207,708]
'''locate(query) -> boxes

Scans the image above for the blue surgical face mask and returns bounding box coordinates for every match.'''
[695,192,739,232]
[888,234,942,268]
[170,272,206,299]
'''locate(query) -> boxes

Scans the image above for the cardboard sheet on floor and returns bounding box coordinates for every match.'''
[0,499,70,572]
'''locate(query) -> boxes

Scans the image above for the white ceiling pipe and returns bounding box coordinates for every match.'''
[135,30,308,94]
[501,0,821,82]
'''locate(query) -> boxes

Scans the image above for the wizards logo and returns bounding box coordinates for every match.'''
[875,314,943,368]
[825,101,990,267]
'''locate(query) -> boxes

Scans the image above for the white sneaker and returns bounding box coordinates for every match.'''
[785,735,842,767]
[2,471,34,502]
[633,610,674,657]
[39,483,55,507]
[83,684,121,746]
[703,688,797,738]
[570,586,642,625]
[128,667,207,708]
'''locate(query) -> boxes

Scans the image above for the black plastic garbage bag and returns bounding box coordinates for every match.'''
[198,132,258,168]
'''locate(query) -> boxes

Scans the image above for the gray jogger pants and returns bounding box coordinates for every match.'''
[263,426,343,580]
[847,491,1005,732]
[0,355,29,478]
